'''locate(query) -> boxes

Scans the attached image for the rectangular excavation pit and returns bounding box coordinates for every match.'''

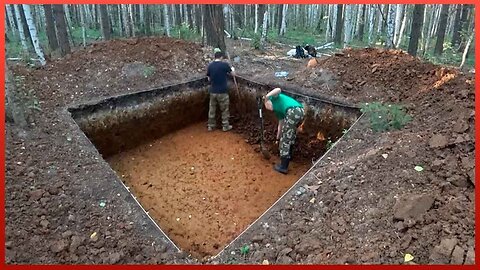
[68,76,362,259]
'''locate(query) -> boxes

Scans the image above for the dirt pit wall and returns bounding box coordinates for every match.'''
[69,76,362,163]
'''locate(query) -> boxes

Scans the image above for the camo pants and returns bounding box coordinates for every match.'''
[279,107,305,158]
[208,93,230,128]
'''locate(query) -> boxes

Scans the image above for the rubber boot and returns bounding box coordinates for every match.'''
[222,125,233,132]
[274,157,290,174]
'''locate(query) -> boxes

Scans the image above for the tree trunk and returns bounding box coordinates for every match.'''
[357,5,366,41]
[407,4,425,56]
[456,4,472,52]
[344,5,353,46]
[63,5,73,28]
[368,5,376,45]
[203,4,226,53]
[22,5,46,65]
[6,5,17,33]
[276,4,282,33]
[80,4,86,47]
[174,4,181,26]
[186,4,194,29]
[430,5,441,40]
[43,5,58,52]
[258,5,266,33]
[195,5,201,34]
[139,5,144,30]
[385,4,396,48]
[326,5,335,41]
[99,5,111,40]
[396,5,408,48]
[5,63,28,128]
[334,4,343,47]
[121,4,130,37]
[144,5,151,35]
[52,4,71,56]
[129,4,135,37]
[459,32,473,68]
[14,5,29,54]
[451,4,463,46]
[423,5,437,55]
[254,4,259,33]
[394,4,404,45]
[163,4,171,36]
[260,10,268,48]
[279,4,287,36]
[433,4,450,55]
[117,5,123,36]
[34,5,45,33]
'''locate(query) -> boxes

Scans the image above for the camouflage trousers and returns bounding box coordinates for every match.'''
[208,93,230,128]
[279,107,305,158]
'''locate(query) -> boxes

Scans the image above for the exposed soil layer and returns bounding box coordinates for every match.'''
[6,37,475,265]
[108,122,309,258]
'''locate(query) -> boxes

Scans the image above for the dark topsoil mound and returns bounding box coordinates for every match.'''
[6,39,475,264]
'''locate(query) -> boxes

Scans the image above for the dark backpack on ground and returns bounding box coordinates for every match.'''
[294,46,306,58]
[304,45,317,57]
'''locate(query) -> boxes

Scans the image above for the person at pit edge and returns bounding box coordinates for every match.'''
[206,49,236,132]
[263,88,304,174]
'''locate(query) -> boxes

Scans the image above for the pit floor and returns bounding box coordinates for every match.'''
[107,122,309,258]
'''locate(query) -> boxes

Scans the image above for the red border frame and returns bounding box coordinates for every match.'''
[1,1,478,269]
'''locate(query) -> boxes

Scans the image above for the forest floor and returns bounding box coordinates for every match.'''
[5,37,475,264]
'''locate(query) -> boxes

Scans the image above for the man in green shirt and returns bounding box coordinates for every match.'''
[264,88,305,174]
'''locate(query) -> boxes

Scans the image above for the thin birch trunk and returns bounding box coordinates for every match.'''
[386,4,396,48]
[80,4,86,47]
[459,32,473,68]
[344,5,353,46]
[163,4,171,37]
[396,6,408,47]
[260,10,268,47]
[22,4,45,65]
[254,4,258,34]
[129,4,135,37]
[14,4,29,54]
[6,5,17,33]
[280,4,287,36]
[117,4,123,36]
[394,4,404,45]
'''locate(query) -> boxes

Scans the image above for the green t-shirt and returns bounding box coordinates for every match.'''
[268,93,303,120]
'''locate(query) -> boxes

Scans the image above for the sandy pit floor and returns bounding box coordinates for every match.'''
[107,122,309,258]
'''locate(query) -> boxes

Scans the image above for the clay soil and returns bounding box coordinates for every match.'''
[108,122,308,258]
[5,37,475,264]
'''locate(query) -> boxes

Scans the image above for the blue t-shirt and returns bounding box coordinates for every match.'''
[207,61,232,93]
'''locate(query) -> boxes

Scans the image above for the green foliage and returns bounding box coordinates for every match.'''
[172,23,199,41]
[326,138,333,150]
[70,26,102,43]
[240,244,250,255]
[360,102,412,132]
[423,44,474,68]
[251,34,261,49]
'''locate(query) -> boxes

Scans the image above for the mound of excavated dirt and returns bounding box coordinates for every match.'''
[13,37,210,111]
[6,39,475,265]
[293,48,468,104]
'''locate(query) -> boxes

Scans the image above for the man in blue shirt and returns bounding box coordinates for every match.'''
[206,51,236,131]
